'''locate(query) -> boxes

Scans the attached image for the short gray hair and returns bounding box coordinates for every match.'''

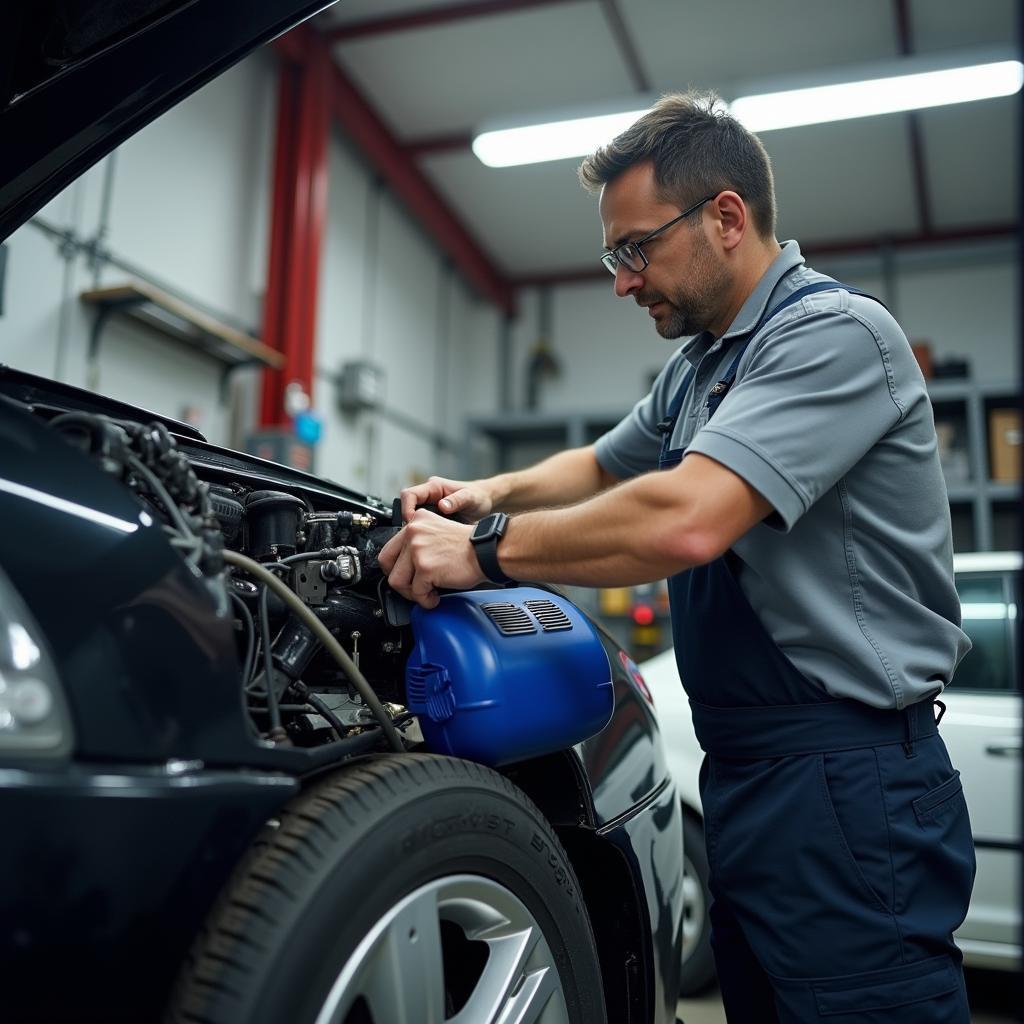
[578,92,777,239]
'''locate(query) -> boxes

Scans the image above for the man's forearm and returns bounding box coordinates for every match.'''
[494,453,774,588]
[380,454,773,606]
[486,446,618,513]
[496,469,703,586]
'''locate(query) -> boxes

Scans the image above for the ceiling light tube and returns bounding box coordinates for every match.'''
[730,60,1023,132]
[473,108,649,168]
[472,53,1022,168]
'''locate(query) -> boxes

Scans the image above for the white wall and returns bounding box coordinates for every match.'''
[0,50,277,444]
[506,241,1019,435]
[0,47,502,505]
[313,132,502,499]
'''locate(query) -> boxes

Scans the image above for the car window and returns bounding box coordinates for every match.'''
[951,572,1017,692]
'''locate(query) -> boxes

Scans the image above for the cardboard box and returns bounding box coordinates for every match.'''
[988,408,1021,482]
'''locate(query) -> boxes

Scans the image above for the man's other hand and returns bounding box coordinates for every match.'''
[378,509,485,608]
[399,475,494,523]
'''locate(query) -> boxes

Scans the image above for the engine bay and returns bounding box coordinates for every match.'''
[47,409,419,754]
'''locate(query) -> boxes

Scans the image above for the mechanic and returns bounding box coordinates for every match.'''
[379,92,975,1022]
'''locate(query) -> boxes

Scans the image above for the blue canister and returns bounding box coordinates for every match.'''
[405,586,614,767]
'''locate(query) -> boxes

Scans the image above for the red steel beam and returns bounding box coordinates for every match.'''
[328,52,516,313]
[261,37,332,426]
[325,0,580,42]
[510,223,1019,288]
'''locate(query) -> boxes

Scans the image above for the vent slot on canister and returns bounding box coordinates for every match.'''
[524,599,573,632]
[480,602,536,637]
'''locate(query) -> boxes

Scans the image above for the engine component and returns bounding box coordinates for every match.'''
[208,486,244,545]
[405,586,613,767]
[245,490,305,561]
[224,550,405,752]
[302,512,338,551]
[337,511,375,530]
[320,548,361,584]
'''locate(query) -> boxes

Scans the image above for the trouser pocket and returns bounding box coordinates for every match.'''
[772,956,969,1022]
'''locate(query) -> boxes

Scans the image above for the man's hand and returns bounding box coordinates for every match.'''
[399,475,494,523]
[378,509,485,609]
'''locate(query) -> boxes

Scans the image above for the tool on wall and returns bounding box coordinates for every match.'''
[525,286,561,410]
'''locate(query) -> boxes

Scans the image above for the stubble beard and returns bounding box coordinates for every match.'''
[644,230,730,340]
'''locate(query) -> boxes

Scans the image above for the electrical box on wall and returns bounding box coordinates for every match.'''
[336,360,384,414]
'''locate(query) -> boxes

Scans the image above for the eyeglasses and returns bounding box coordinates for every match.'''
[600,194,715,276]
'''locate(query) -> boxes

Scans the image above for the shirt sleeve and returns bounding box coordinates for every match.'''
[687,300,910,532]
[593,348,689,479]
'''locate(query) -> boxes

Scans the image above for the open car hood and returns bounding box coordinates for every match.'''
[0,0,334,242]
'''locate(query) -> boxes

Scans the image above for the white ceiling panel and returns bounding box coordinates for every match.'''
[420,151,602,274]
[625,0,899,95]
[920,96,1019,228]
[332,1,633,138]
[306,0,1019,296]
[765,118,920,243]
[909,0,1017,53]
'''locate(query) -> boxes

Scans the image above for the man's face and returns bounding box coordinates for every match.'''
[599,162,729,339]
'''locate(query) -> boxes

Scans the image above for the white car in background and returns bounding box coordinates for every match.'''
[642,551,1022,995]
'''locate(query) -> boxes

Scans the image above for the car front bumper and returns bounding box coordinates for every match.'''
[0,761,298,1022]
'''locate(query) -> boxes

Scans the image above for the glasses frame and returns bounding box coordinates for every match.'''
[601,193,716,276]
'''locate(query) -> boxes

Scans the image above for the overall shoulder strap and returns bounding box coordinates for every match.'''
[708,280,887,417]
[657,365,695,436]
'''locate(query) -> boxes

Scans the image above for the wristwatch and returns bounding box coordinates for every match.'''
[470,512,514,585]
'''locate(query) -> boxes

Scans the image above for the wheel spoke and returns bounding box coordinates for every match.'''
[361,889,447,1024]
[317,874,573,1024]
[451,918,565,1024]
[492,959,563,1024]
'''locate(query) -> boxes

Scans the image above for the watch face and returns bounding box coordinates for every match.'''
[473,513,506,544]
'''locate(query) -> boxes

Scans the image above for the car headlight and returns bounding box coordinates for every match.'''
[0,566,72,757]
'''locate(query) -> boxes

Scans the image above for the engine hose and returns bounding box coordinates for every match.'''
[222,549,405,753]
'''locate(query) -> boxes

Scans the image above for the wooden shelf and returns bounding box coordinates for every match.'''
[80,281,284,370]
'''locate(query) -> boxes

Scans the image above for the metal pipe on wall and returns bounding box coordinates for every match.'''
[434,259,453,470]
[52,179,86,382]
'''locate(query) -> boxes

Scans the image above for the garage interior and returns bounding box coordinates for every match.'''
[0,1,1020,1020]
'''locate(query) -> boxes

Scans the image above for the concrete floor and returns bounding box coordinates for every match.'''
[676,967,1022,1023]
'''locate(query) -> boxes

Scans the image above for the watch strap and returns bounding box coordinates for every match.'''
[471,514,514,585]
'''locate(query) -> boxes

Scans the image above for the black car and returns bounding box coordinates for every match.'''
[0,4,685,1022]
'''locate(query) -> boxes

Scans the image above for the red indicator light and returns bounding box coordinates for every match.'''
[631,604,655,626]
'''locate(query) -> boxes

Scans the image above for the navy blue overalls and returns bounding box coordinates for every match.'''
[660,280,976,1021]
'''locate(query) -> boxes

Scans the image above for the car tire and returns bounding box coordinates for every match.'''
[679,811,716,997]
[166,753,607,1024]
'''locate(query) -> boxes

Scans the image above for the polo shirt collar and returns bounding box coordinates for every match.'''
[681,240,805,367]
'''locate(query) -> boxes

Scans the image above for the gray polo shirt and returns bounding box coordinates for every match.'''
[594,241,970,709]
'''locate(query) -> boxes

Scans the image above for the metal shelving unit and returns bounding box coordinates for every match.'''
[462,410,626,477]
[929,381,1020,551]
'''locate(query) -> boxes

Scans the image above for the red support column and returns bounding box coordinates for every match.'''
[260,35,330,427]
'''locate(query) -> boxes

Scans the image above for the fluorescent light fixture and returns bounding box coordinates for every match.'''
[472,53,1022,168]
[474,108,648,168]
[731,60,1023,132]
